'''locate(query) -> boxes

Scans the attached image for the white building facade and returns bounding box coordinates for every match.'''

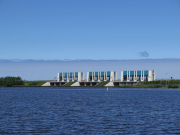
[121,70,156,82]
[87,71,117,82]
[57,72,84,82]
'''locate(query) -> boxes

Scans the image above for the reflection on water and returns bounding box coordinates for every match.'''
[1,87,180,134]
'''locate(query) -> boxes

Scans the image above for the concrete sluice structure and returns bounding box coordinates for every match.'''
[79,82,99,86]
[87,71,117,82]
[50,81,66,86]
[113,81,138,86]
[57,72,84,82]
[121,70,156,82]
[48,70,156,87]
[50,81,137,87]
[50,81,99,87]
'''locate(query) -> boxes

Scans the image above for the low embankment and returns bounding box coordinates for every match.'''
[14,81,48,87]
[115,80,180,88]
[2,78,179,88]
[63,82,76,86]
[96,81,110,87]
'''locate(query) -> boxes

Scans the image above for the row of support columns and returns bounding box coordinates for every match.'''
[87,71,117,82]
[58,72,84,82]
[58,73,77,82]
[126,70,146,82]
[90,71,108,82]
[121,70,156,82]
[51,82,66,86]
[83,82,98,86]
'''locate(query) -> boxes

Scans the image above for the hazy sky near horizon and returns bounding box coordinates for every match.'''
[0,59,180,80]
[0,0,180,79]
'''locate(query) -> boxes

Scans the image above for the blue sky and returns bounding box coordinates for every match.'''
[0,0,180,80]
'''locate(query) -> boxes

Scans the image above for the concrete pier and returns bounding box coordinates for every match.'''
[49,81,138,87]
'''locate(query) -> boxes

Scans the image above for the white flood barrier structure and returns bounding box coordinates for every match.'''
[87,71,117,82]
[71,82,80,86]
[42,82,50,86]
[121,70,156,82]
[105,82,114,87]
[57,72,84,82]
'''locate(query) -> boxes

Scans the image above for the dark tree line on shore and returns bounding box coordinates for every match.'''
[0,76,24,87]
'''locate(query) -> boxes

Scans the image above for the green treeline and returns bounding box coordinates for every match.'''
[0,76,24,87]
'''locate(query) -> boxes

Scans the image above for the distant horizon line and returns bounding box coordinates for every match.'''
[0,58,180,63]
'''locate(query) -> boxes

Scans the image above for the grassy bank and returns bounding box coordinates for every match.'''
[10,80,180,88]
[13,81,47,87]
[115,85,163,88]
[138,80,180,85]
[96,81,109,87]
[114,86,180,88]
[131,80,180,88]
[63,82,75,86]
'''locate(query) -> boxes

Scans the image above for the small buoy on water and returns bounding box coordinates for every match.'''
[107,87,108,91]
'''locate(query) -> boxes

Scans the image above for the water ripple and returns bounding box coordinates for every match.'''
[1,87,180,134]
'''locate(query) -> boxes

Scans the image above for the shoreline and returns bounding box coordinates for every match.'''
[0,86,179,89]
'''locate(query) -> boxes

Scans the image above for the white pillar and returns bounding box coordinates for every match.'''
[98,71,100,82]
[154,71,156,81]
[110,71,114,81]
[92,72,93,81]
[116,72,117,81]
[57,73,59,82]
[110,71,112,81]
[62,72,64,82]
[77,72,79,82]
[94,72,95,82]
[121,71,123,81]
[148,70,151,81]
[72,72,74,81]
[87,72,89,82]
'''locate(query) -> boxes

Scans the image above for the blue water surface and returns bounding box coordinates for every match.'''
[0,87,180,134]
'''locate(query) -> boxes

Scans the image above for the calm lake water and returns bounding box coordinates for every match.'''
[1,87,180,134]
